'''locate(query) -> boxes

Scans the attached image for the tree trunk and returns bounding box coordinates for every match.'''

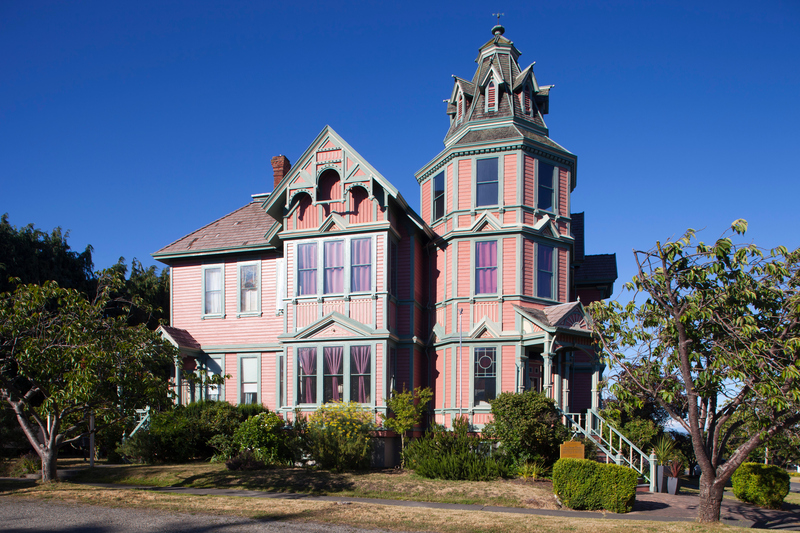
[39,446,58,482]
[697,473,725,523]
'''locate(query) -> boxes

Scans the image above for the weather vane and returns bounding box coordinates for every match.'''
[492,13,504,24]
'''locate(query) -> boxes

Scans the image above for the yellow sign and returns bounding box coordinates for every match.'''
[560,441,585,459]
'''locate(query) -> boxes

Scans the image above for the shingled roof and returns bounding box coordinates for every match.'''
[158,325,201,351]
[574,254,618,284]
[153,199,277,260]
[514,302,590,332]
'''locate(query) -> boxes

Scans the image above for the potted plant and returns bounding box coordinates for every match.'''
[652,435,675,493]
[667,460,683,495]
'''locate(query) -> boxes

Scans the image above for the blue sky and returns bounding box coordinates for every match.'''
[2,1,798,294]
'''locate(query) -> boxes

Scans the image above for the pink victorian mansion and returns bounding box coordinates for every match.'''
[154,25,617,445]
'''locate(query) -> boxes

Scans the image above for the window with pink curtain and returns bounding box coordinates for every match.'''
[351,238,371,292]
[350,346,371,403]
[323,346,344,402]
[297,243,317,296]
[297,348,317,404]
[475,240,497,294]
[324,240,344,294]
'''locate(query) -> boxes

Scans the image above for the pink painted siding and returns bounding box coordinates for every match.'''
[446,163,453,213]
[446,218,452,233]
[435,349,445,409]
[503,300,516,331]
[473,413,493,425]
[170,255,282,347]
[322,300,345,316]
[473,301,498,323]
[396,348,410,391]
[351,298,372,325]
[458,214,471,228]
[295,194,316,230]
[502,346,515,393]
[445,303,451,335]
[503,210,516,224]
[317,149,342,162]
[504,154,517,206]
[421,179,431,222]
[376,299,384,329]
[436,306,445,327]
[296,301,316,330]
[522,238,534,297]
[389,300,396,331]
[398,236,411,300]
[523,155,535,207]
[458,159,471,210]
[376,235,385,293]
[445,247,452,302]
[414,304,424,339]
[503,238,516,295]
[435,248,445,303]
[457,241,470,297]
[558,221,568,236]
[225,353,237,404]
[558,247,568,302]
[350,187,371,225]
[262,352,275,410]
[523,211,534,225]
[558,167,569,215]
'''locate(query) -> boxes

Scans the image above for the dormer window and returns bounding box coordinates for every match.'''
[521,84,533,116]
[485,80,497,112]
[457,91,464,124]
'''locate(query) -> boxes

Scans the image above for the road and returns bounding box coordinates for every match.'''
[0,498,396,533]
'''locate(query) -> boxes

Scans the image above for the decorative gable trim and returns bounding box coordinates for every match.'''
[533,214,560,237]
[470,212,504,233]
[468,317,502,339]
[288,312,374,341]
[319,213,349,233]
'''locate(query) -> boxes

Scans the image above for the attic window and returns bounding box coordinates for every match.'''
[486,81,497,112]
[457,91,464,124]
[522,84,533,116]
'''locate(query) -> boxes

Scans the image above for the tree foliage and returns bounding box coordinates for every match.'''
[0,276,176,481]
[590,220,800,522]
[380,386,432,468]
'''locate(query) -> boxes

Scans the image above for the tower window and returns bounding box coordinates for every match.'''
[486,81,497,112]
[433,171,445,220]
[537,162,555,211]
[476,157,499,207]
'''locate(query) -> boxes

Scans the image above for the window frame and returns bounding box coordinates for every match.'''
[537,160,556,212]
[201,264,225,319]
[350,238,372,293]
[537,243,555,300]
[473,346,498,406]
[239,354,260,406]
[485,80,497,112]
[296,242,318,296]
[476,157,499,208]
[432,171,445,221]
[323,240,345,295]
[474,240,498,295]
[237,260,261,317]
[207,355,224,401]
[294,342,375,406]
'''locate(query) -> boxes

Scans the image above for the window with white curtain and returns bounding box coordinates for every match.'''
[203,266,224,317]
[240,357,258,405]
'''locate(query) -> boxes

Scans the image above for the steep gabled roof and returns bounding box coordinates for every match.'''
[153,200,277,261]
[574,254,618,284]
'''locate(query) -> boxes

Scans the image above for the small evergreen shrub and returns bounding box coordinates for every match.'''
[405,417,511,481]
[732,462,790,509]
[225,449,266,471]
[483,390,569,467]
[305,402,375,472]
[552,458,637,513]
[232,411,292,465]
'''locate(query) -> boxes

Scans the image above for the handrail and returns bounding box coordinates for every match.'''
[129,407,151,438]
[561,408,656,492]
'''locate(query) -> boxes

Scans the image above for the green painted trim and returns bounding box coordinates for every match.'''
[201,343,282,352]
[154,243,275,261]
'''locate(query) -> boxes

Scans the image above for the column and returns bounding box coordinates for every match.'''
[543,353,553,399]
[553,353,562,410]
[562,352,572,414]
[591,362,600,412]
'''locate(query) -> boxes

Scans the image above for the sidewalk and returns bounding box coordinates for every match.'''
[71,479,800,530]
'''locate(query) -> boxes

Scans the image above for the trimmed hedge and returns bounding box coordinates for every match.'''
[552,458,638,513]
[732,462,789,509]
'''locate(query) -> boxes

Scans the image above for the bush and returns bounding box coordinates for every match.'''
[226,449,266,471]
[552,458,637,513]
[732,462,790,509]
[405,417,511,481]
[305,402,375,472]
[232,412,292,465]
[484,390,569,467]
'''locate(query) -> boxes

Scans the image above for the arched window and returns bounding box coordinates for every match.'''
[457,92,464,123]
[522,84,532,116]
[486,81,496,112]
[317,169,341,202]
[293,192,314,230]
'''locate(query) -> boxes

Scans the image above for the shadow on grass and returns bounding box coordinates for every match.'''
[175,467,357,495]
[0,479,37,493]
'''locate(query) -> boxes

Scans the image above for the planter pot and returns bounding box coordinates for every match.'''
[667,476,680,495]
[656,465,669,493]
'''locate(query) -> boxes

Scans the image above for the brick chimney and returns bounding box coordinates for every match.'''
[270,155,291,190]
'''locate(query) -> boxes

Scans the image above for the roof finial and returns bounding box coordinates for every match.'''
[491,13,505,36]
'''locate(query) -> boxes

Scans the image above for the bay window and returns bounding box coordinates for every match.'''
[538,244,554,299]
[297,347,317,404]
[295,237,374,296]
[475,240,498,294]
[351,238,371,292]
[476,157,498,207]
[432,171,445,221]
[538,162,555,211]
[324,240,344,294]
[297,243,317,296]
[296,344,373,405]
[323,346,344,402]
[474,347,497,405]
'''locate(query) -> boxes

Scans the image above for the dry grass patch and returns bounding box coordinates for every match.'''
[69,463,558,509]
[0,481,747,533]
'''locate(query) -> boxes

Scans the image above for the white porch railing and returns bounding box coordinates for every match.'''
[129,407,151,438]
[561,408,656,492]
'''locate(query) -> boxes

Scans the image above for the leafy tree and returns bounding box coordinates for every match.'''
[590,220,800,522]
[380,386,433,468]
[0,276,176,481]
[484,390,569,466]
[0,213,95,295]
[108,257,170,330]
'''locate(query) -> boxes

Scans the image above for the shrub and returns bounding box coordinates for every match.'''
[484,390,569,466]
[305,402,375,472]
[405,417,511,481]
[226,449,266,471]
[232,412,292,465]
[552,458,637,513]
[732,462,790,509]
